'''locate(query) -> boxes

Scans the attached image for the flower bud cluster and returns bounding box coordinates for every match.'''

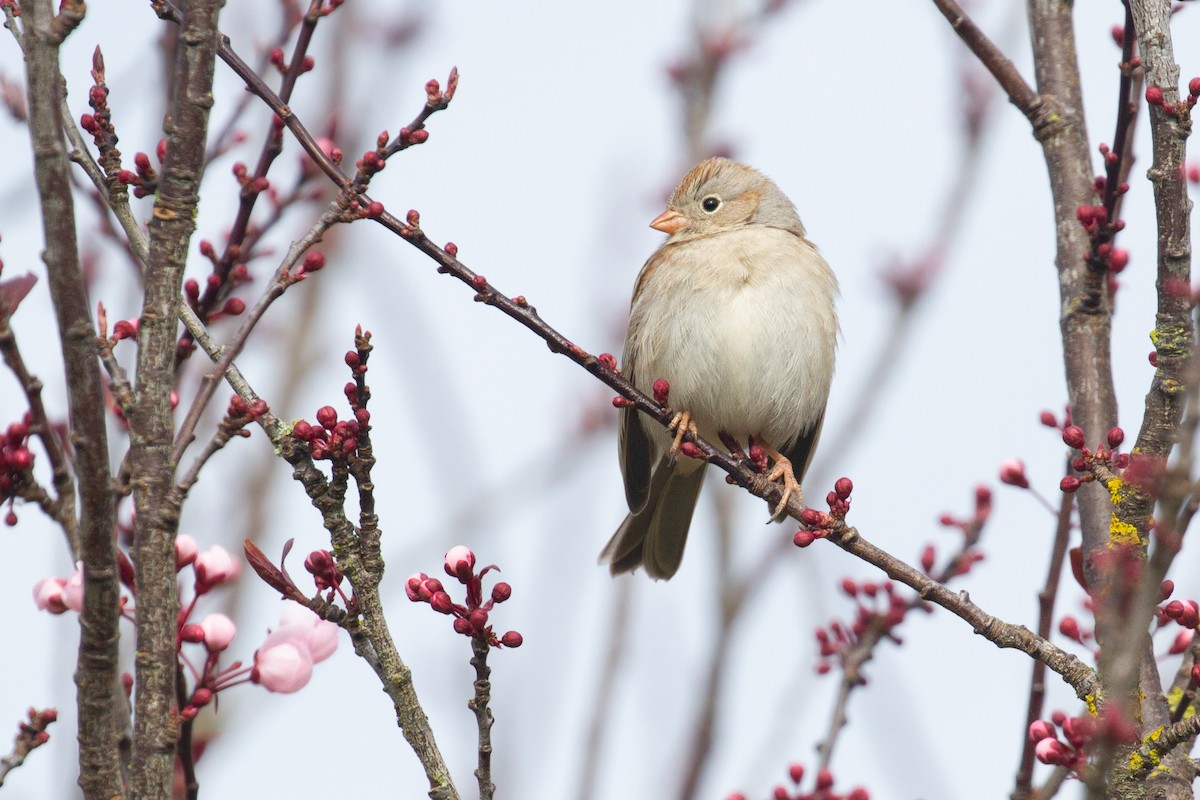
[1058,425,1137,494]
[116,150,159,199]
[1157,584,1199,659]
[14,707,57,753]
[1,414,35,523]
[726,762,868,800]
[291,405,368,462]
[304,549,344,592]
[1144,77,1200,116]
[1029,709,1136,775]
[220,394,269,440]
[814,578,915,676]
[913,486,992,604]
[794,478,853,546]
[937,485,993,544]
[425,67,459,112]
[78,48,126,183]
[406,546,522,649]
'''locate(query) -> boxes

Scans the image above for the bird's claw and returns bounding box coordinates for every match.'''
[667,411,697,464]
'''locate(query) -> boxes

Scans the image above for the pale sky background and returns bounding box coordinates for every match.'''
[1,1,1199,798]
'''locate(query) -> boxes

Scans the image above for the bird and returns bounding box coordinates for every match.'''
[600,157,838,580]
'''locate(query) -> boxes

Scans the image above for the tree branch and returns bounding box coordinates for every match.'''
[128,0,224,796]
[18,1,122,797]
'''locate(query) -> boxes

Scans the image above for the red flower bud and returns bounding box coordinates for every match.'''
[920,545,935,573]
[180,624,205,643]
[1062,425,1085,449]
[1146,86,1164,106]
[1108,249,1129,273]
[303,252,325,272]
[1060,475,1082,493]
[834,477,853,499]
[430,592,454,614]
[315,406,337,429]
[999,459,1030,489]
[793,530,816,547]
[652,379,670,405]
[501,631,523,648]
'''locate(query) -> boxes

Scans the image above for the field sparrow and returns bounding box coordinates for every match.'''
[601,157,838,580]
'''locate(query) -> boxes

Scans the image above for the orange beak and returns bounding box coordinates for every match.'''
[650,209,689,235]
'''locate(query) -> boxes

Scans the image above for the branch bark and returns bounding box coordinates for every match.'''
[128,0,224,797]
[19,2,122,797]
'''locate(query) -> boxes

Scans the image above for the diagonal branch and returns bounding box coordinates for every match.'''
[929,0,1039,117]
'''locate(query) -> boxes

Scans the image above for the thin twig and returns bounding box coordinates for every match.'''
[0,287,78,546]
[1013,476,1075,800]
[469,637,495,800]
[929,0,1039,117]
[172,211,336,464]
[0,708,57,788]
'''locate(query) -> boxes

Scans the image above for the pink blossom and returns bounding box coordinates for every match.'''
[194,545,239,593]
[175,534,199,570]
[1169,628,1194,655]
[33,577,68,614]
[1028,720,1056,741]
[62,564,84,612]
[999,458,1030,489]
[278,604,338,663]
[443,545,475,581]
[252,638,313,694]
[1034,737,1070,765]
[199,613,237,652]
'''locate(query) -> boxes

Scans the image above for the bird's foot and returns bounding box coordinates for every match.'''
[667,411,697,463]
[755,439,802,521]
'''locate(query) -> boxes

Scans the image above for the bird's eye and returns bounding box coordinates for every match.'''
[701,196,721,213]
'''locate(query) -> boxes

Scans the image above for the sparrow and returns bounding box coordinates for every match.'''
[601,157,838,580]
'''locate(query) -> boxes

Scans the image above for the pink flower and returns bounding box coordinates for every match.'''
[252,635,313,694]
[194,545,239,593]
[1028,720,1056,741]
[199,613,236,652]
[33,577,68,614]
[62,564,84,612]
[251,605,340,693]
[999,458,1030,489]
[443,545,475,582]
[278,604,338,663]
[1034,737,1070,765]
[175,534,199,570]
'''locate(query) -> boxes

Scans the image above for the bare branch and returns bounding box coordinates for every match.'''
[18,1,122,796]
[128,0,224,795]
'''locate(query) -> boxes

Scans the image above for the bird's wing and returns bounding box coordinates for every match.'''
[784,410,826,486]
[618,344,654,514]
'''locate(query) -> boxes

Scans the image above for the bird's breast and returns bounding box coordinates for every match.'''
[626,227,837,451]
